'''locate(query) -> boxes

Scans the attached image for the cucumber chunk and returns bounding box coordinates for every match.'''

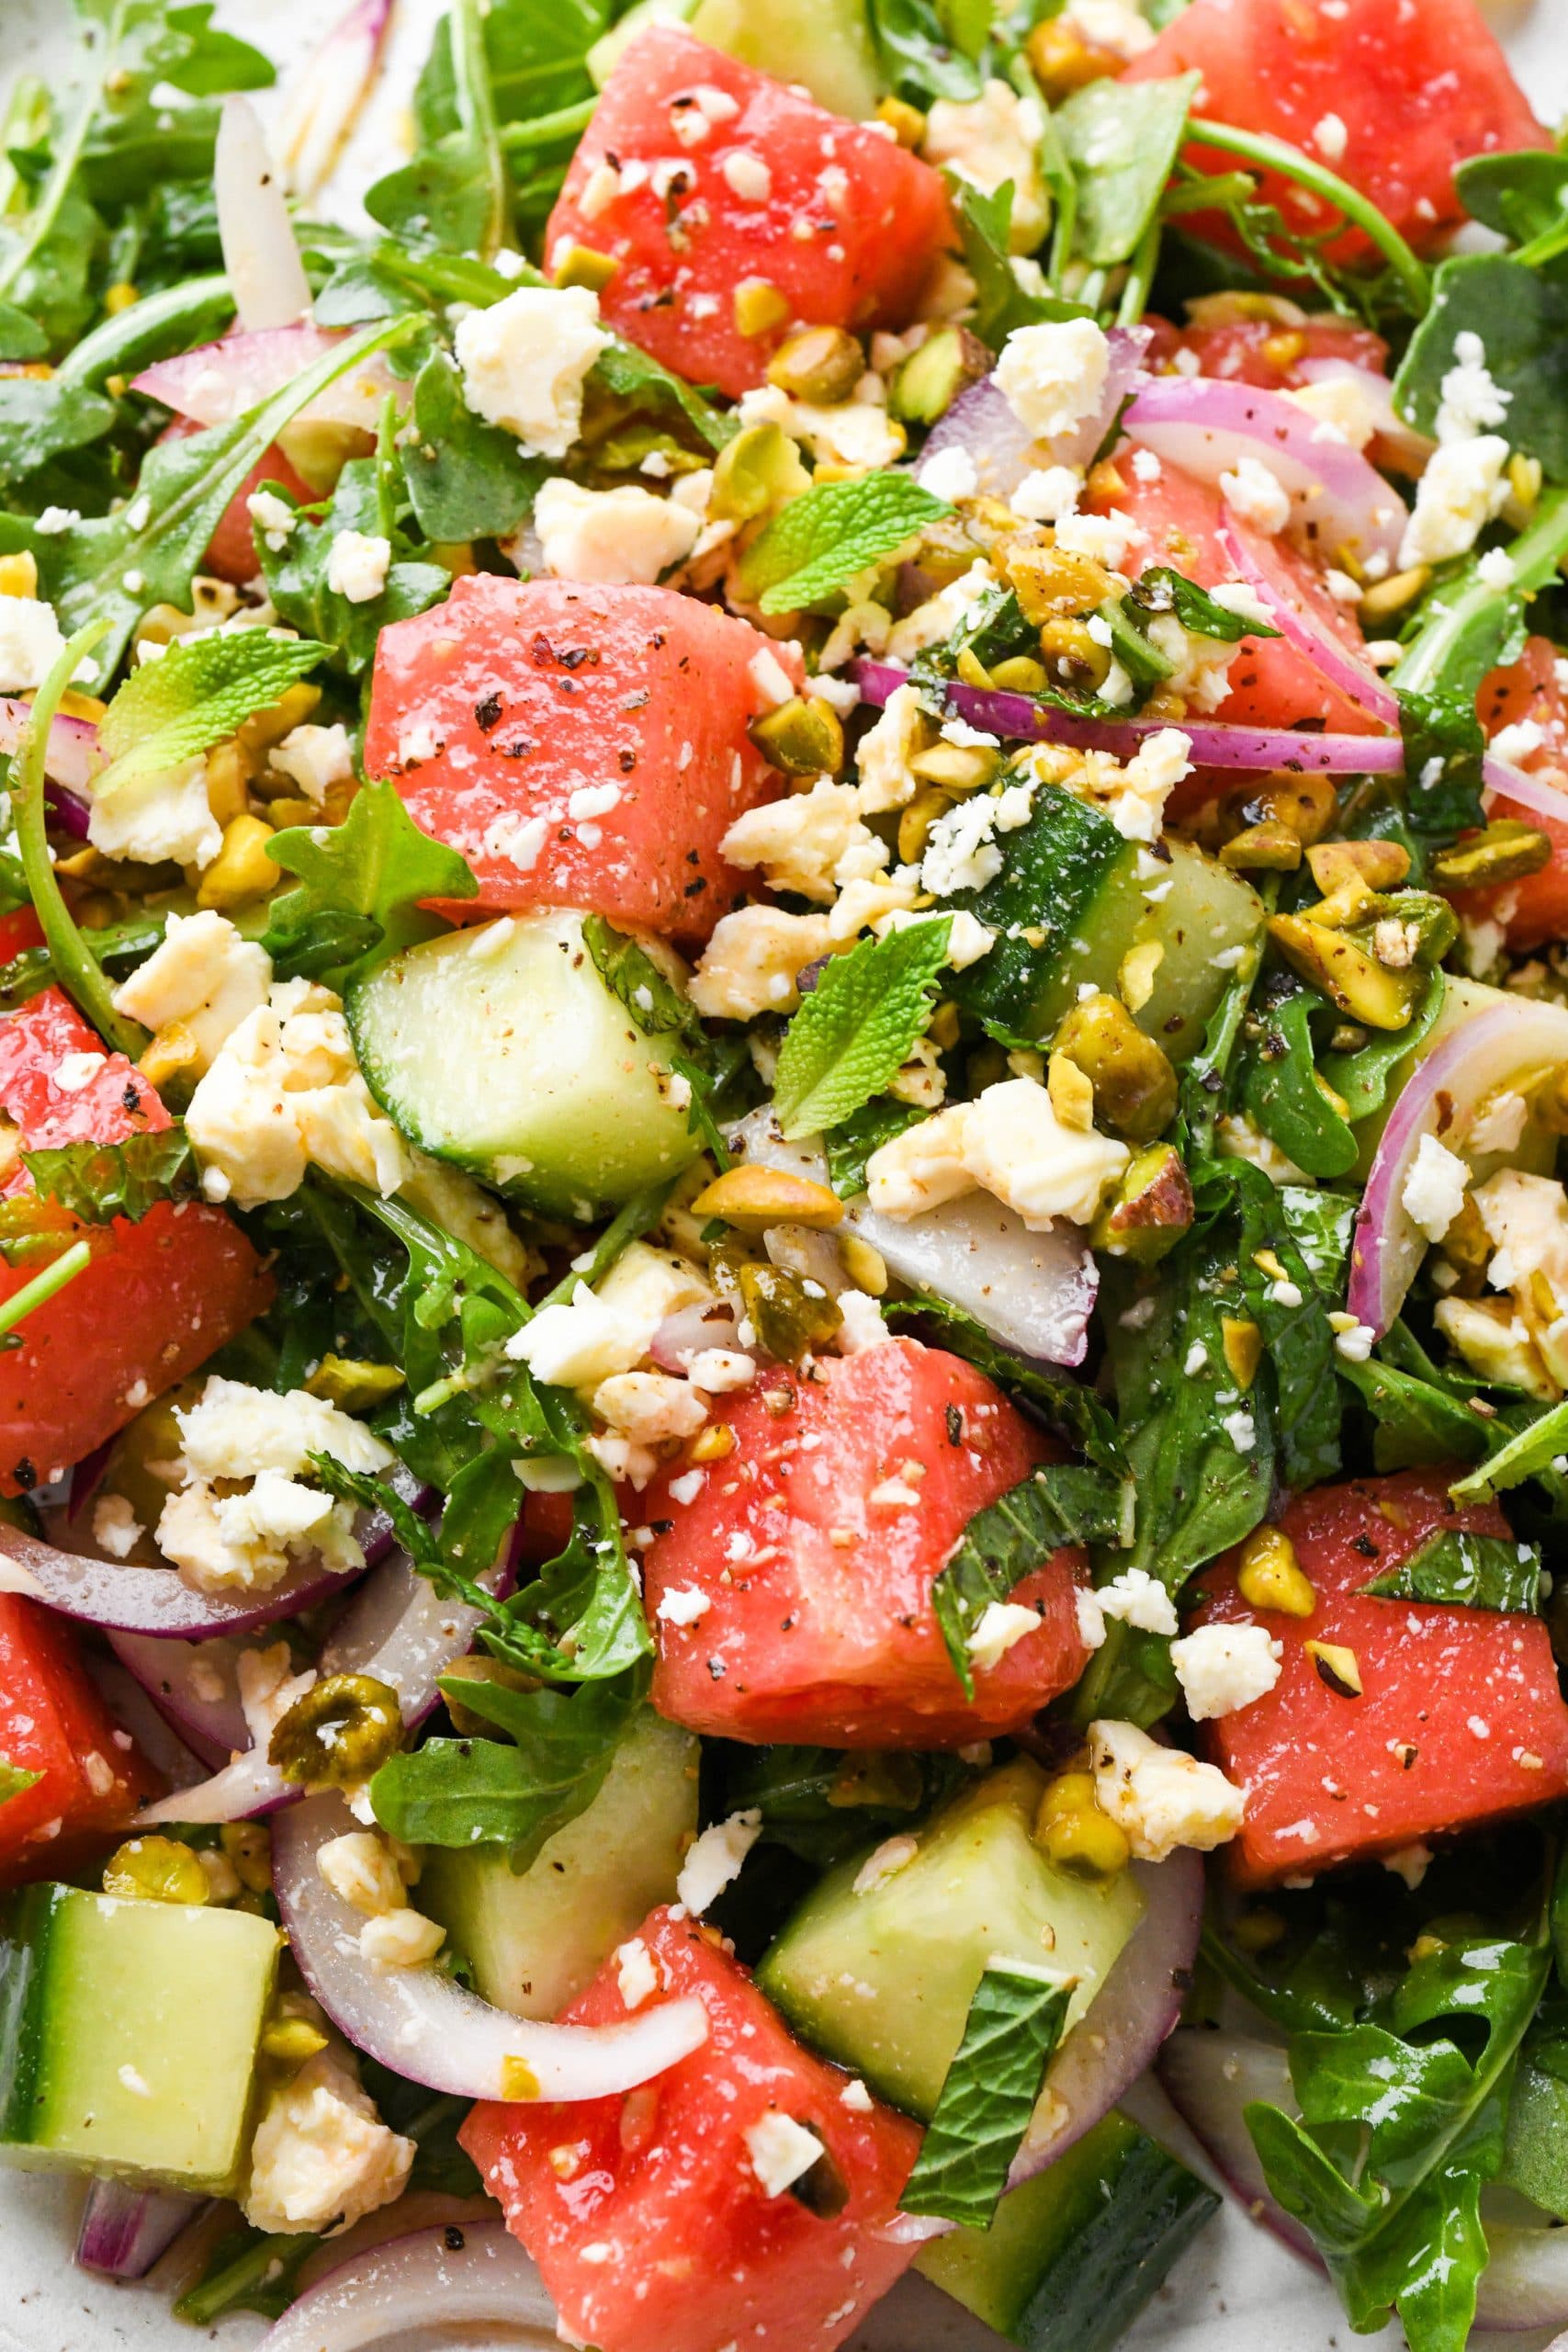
[348,910,703,1220]
[420,1711,698,2018]
[915,2109,1219,2351]
[688,0,881,119]
[756,1760,1145,2119]
[0,1884,278,2192]
[948,781,1263,1062]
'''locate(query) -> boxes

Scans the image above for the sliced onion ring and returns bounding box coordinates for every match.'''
[1123,374,1409,570]
[107,1627,254,1764]
[273,1792,710,2101]
[0,1524,362,1638]
[276,0,395,202]
[1156,2026,1317,2264]
[76,2181,204,2280]
[0,697,102,792]
[262,2221,556,2352]
[131,324,403,435]
[1215,516,1397,726]
[853,658,1407,775]
[1348,994,1568,1339]
[1483,752,1568,832]
[215,96,311,334]
[922,325,1154,498]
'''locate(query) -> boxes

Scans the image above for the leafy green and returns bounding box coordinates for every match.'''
[720,1743,963,1871]
[1237,984,1358,1180]
[864,0,987,107]
[18,1131,194,1226]
[1455,150,1568,251]
[93,633,327,799]
[933,1463,1129,1698]
[0,1757,42,1809]
[367,0,512,259]
[263,781,477,981]
[773,920,952,1141]
[900,1963,1072,2228]
[591,337,736,459]
[174,2225,321,2326]
[256,452,449,679]
[403,350,544,543]
[0,378,117,493]
[581,913,730,1156]
[1400,686,1487,841]
[823,1099,926,1199]
[1393,255,1568,481]
[1360,1525,1541,1612]
[739,476,952,616]
[370,1677,639,1868]
[1055,74,1200,270]
[882,1292,1126,1476]
[1130,565,1280,646]
[1450,1393,1568,1507]
[951,177,1088,351]
[1337,1340,1494,1475]
[1392,489,1568,717]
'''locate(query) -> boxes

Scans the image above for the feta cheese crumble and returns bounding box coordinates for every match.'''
[453,285,612,459]
[1169,1622,1283,1720]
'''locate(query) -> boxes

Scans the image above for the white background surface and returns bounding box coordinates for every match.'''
[1,0,1567,2344]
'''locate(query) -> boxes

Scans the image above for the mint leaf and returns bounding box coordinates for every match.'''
[95,633,328,798]
[264,781,478,977]
[742,476,952,616]
[0,1756,42,1810]
[773,919,952,1142]
[20,1130,195,1225]
[1129,567,1280,646]
[899,1962,1073,2227]
[1361,1527,1542,1613]
[933,1464,1128,1699]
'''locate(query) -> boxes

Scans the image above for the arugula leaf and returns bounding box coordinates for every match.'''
[882,1291,1126,1476]
[951,178,1088,351]
[773,920,952,1141]
[1361,1525,1541,1612]
[0,378,117,493]
[1400,686,1486,841]
[581,912,730,1157]
[403,350,544,543]
[1392,488,1568,716]
[367,0,512,259]
[1235,1174,1354,1495]
[591,337,736,460]
[864,0,987,107]
[719,1743,962,1871]
[1130,565,1280,645]
[1450,1393,1568,1507]
[1393,254,1568,480]
[1237,983,1358,1180]
[0,1757,42,1809]
[0,910,165,1018]
[263,782,477,978]
[256,456,449,678]
[19,1131,194,1225]
[93,633,326,799]
[823,1098,926,1199]
[934,1463,1129,1698]
[1319,971,1443,1121]
[899,1963,1073,2228]
[1337,1345,1494,1475]
[371,1677,637,1868]
[739,476,952,616]
[1055,74,1200,269]
[174,2225,321,2326]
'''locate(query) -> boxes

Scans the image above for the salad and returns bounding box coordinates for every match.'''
[1,0,1567,2347]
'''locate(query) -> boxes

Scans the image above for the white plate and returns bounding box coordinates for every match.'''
[1,0,1567,2343]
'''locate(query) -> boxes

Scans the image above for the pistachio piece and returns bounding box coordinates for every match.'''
[268,1672,403,1788]
[766,325,864,406]
[1089,1142,1194,1264]
[750,695,845,777]
[1431,820,1552,890]
[1268,913,1422,1029]
[693,1165,846,1232]
[1054,992,1178,1142]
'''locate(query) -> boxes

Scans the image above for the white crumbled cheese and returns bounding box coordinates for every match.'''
[175,1376,394,1485]
[840,2078,874,2112]
[1402,1133,1469,1244]
[592,1369,708,1446]
[737,380,905,474]
[359,1908,446,1971]
[853,685,930,815]
[657,1585,713,1627]
[52,1050,105,1091]
[88,752,222,871]
[1100,726,1192,842]
[995,318,1111,446]
[675,1808,762,1915]
[835,1289,891,1354]
[1170,1622,1283,1720]
[919,792,1004,896]
[745,2111,827,2200]
[687,1348,756,1392]
[1061,0,1156,52]
[271,722,355,805]
[863,1105,975,1219]
[1054,510,1144,570]
[186,987,412,1208]
[615,1937,660,2010]
[1477,547,1517,593]
[111,909,271,1077]
[1383,1841,1434,1890]
[966,1600,1042,1673]
[917,444,979,503]
[955,1076,1129,1230]
[534,478,700,585]
[720,148,773,201]
[1284,378,1382,453]
[689,906,833,1021]
[92,1492,143,1560]
[853,1835,918,1894]
[1399,435,1510,570]
[507,1280,662,1389]
[1330,1317,1376,1363]
[723,777,885,905]
[1089,1718,1246,1860]
[324,530,390,605]
[0,595,67,693]
[1222,1408,1257,1454]
[1434,330,1512,447]
[247,489,298,550]
[883,559,994,665]
[1219,455,1292,536]
[923,81,1050,249]
[1215,1113,1308,1186]
[1208,580,1277,628]
[317,1832,407,1917]
[1075,1587,1107,1649]
[1097,1567,1179,1635]
[244,2050,414,2235]
[1491,719,1544,768]
[1010,465,1082,524]
[1311,111,1348,161]
[944,909,996,968]
[453,285,611,459]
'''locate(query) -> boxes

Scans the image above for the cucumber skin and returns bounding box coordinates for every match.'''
[0,1884,53,2148]
[916,2110,1220,2352]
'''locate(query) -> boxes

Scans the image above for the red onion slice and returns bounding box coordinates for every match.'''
[1123,375,1409,569]
[131,325,403,435]
[215,96,311,334]
[650,1296,745,1372]
[853,659,1406,775]
[1477,2227,1568,2332]
[107,1628,253,1764]
[76,2181,204,2280]
[1348,995,1568,1338]
[1216,517,1397,726]
[273,1792,710,2100]
[0,697,102,792]
[86,1654,209,1794]
[731,1106,1098,1367]
[922,325,1154,496]
[1483,752,1568,831]
[276,0,395,202]
[263,2222,556,2352]
[0,1523,362,1637]
[1294,356,1435,478]
[1156,2027,1317,2265]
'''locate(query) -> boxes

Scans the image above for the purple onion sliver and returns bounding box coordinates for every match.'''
[76,2180,205,2280]
[259,2221,556,2352]
[1214,515,1397,726]
[44,781,93,840]
[1483,752,1568,830]
[1156,2028,1318,2267]
[0,697,102,792]
[0,1521,362,1637]
[66,1435,115,1521]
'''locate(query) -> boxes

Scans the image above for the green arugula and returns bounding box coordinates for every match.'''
[173,2226,321,2326]
[1361,1525,1541,1613]
[1336,1326,1494,1475]
[1393,489,1568,716]
[367,0,512,259]
[370,1675,640,1867]
[1456,150,1568,254]
[1055,74,1200,271]
[773,919,952,1141]
[263,781,478,981]
[951,178,1088,351]
[1319,972,1444,1122]
[882,1292,1126,1476]
[0,910,164,1018]
[719,1743,964,1871]
[1237,984,1358,1180]
[900,1963,1073,2228]
[1450,1393,1568,1507]
[0,1757,42,1809]
[823,1098,926,1198]
[403,350,544,543]
[590,337,736,461]
[93,633,327,799]
[739,475,952,616]
[18,1131,194,1226]
[1393,255,1568,481]
[256,447,450,679]
[933,1463,1129,1699]
[1129,566,1280,646]
[581,913,731,1158]
[0,379,117,494]
[863,0,988,107]
[1178,117,1430,316]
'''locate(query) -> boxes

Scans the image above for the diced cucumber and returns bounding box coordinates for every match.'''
[949,782,1263,1063]
[588,0,694,86]
[915,2109,1219,2352]
[688,0,881,119]
[419,1711,698,2019]
[0,1885,278,2193]
[756,1760,1145,2119]
[347,910,703,1220]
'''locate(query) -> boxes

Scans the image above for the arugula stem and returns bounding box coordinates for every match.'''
[0,1239,91,1340]
[0,6,122,312]
[1185,118,1431,314]
[1392,485,1568,698]
[498,98,598,153]
[13,616,147,1058]
[1117,216,1162,327]
[448,0,511,263]
[535,1179,676,1313]
[0,78,49,223]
